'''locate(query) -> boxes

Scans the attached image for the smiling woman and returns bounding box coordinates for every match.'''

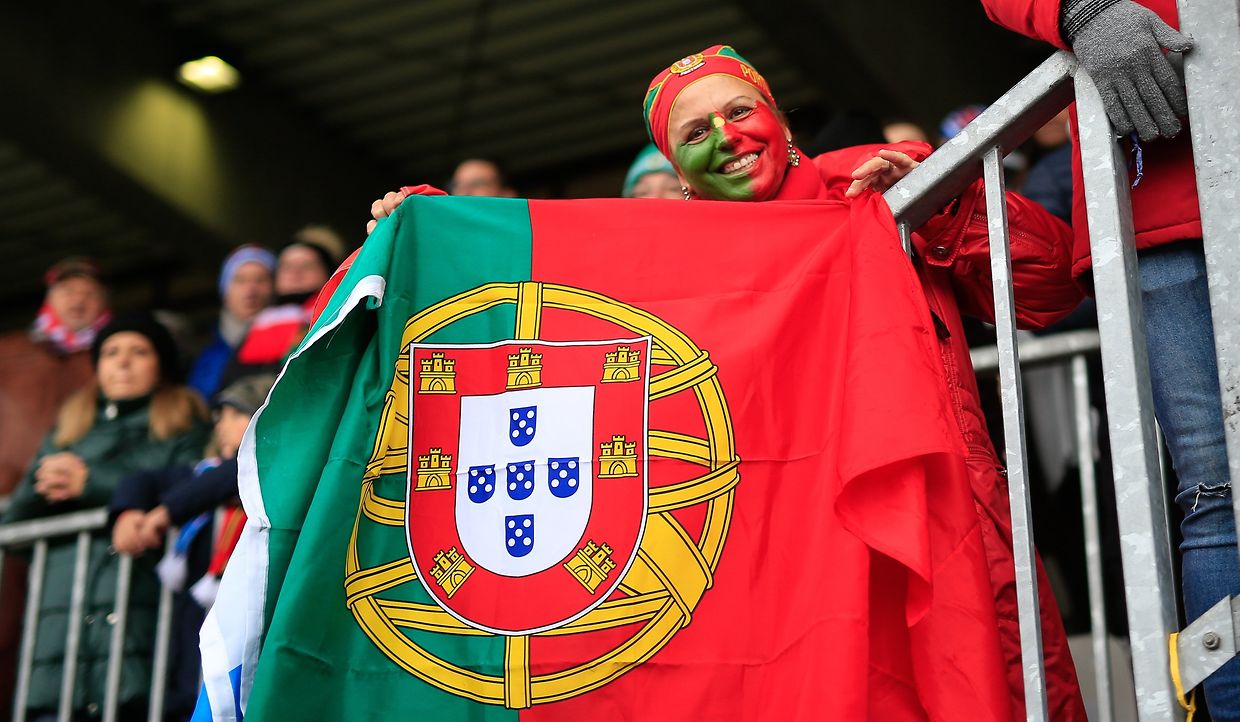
[640,44,1091,721]
[643,45,918,203]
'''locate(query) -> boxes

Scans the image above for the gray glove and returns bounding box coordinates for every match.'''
[1061,0,1193,140]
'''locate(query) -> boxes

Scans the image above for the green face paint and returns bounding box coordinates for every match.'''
[674,114,756,201]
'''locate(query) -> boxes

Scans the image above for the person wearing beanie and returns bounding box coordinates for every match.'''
[222,239,334,385]
[187,245,276,399]
[3,313,209,719]
[622,143,683,199]
[110,372,275,720]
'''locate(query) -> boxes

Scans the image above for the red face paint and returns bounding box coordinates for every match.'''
[674,102,789,202]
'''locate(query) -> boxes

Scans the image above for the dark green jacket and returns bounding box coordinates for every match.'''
[3,396,207,713]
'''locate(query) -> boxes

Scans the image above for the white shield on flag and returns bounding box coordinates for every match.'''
[455,386,595,577]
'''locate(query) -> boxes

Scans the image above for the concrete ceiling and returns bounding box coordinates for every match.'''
[0,0,1050,331]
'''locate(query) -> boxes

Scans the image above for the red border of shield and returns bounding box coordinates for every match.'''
[406,338,650,635]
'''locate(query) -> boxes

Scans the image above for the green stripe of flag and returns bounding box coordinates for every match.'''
[246,197,532,720]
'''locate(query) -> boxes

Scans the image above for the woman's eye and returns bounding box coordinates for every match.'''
[686,126,708,143]
[729,106,752,121]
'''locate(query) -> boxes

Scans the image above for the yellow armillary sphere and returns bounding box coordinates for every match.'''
[345,281,740,708]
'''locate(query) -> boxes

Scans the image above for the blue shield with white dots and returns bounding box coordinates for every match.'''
[510,406,537,446]
[506,460,535,500]
[548,457,581,499]
[506,514,534,557]
[466,465,495,504]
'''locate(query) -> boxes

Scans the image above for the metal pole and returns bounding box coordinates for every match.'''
[970,328,1100,372]
[884,52,1077,229]
[58,532,91,722]
[1073,354,1114,722]
[1076,66,1183,722]
[897,221,913,257]
[13,540,47,722]
[102,553,133,722]
[1176,0,1240,570]
[147,531,176,722]
[983,145,1049,721]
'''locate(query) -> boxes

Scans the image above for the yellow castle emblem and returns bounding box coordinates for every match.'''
[429,547,474,598]
[597,434,638,478]
[506,347,543,390]
[417,352,456,394]
[601,346,641,383]
[415,447,453,491]
[564,540,618,594]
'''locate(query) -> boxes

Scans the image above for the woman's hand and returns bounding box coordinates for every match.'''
[366,184,448,234]
[367,191,407,235]
[33,452,88,503]
[112,510,147,556]
[845,149,920,199]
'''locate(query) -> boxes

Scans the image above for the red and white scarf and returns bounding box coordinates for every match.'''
[31,303,111,354]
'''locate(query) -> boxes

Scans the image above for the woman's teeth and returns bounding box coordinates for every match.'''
[721,153,759,173]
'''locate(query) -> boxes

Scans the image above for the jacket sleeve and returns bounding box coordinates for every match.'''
[0,436,56,523]
[812,141,936,200]
[75,422,209,509]
[980,0,1070,49]
[160,458,240,525]
[914,179,1084,330]
[108,468,164,517]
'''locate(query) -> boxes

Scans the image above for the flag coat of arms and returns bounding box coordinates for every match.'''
[198,195,1013,721]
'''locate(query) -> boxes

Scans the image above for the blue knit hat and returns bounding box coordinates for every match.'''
[218,245,276,297]
[622,143,678,198]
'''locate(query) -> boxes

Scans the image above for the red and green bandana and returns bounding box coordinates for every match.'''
[643,44,775,159]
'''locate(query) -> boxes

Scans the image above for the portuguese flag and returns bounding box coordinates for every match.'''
[197,195,1012,721]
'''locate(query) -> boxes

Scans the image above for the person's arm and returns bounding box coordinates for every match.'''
[108,468,165,520]
[916,181,1084,329]
[159,458,240,525]
[1,438,56,523]
[814,141,934,201]
[982,0,1191,141]
[980,0,1071,49]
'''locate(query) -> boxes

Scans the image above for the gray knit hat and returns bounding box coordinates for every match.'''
[214,374,276,416]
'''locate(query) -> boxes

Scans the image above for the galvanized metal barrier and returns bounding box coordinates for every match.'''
[974,330,1119,720]
[0,508,174,722]
[884,0,1240,718]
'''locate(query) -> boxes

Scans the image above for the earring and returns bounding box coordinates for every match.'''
[787,140,801,167]
[682,186,692,201]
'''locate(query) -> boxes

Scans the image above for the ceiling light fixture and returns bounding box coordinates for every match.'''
[177,56,241,94]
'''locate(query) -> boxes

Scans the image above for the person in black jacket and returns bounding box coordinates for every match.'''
[109,373,273,721]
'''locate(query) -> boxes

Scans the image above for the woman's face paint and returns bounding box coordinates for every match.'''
[667,74,790,202]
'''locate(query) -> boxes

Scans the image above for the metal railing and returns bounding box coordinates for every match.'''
[972,330,1120,720]
[884,0,1240,718]
[0,508,174,722]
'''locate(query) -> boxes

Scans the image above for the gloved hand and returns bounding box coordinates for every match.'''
[1061,0,1193,140]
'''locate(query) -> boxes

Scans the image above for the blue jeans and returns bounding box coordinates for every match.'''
[1140,239,1240,720]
